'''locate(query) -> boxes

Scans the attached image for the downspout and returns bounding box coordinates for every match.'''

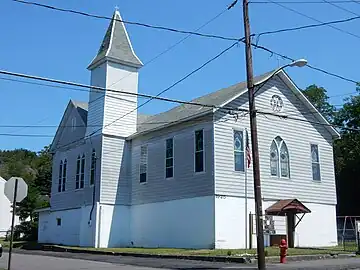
[88,153,97,225]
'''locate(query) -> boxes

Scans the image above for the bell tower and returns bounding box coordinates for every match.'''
[86,9,143,138]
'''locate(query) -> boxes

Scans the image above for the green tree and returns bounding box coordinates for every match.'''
[0,146,52,238]
[334,84,360,216]
[302,84,337,122]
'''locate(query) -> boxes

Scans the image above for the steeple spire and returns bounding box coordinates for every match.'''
[87,9,143,70]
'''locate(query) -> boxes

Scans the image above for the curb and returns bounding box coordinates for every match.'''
[3,245,357,264]
[263,253,357,264]
[41,245,251,263]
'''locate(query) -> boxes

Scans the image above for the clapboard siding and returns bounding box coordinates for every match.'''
[57,107,87,148]
[214,75,337,205]
[103,62,138,137]
[100,135,130,205]
[86,63,106,137]
[130,115,214,205]
[50,135,102,210]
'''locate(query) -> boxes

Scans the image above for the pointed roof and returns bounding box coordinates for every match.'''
[87,10,143,70]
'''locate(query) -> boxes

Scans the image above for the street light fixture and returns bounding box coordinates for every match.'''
[253,59,308,93]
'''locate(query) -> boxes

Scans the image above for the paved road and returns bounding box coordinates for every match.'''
[2,250,360,270]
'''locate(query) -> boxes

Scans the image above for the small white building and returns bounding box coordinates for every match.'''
[0,176,20,237]
[37,9,339,249]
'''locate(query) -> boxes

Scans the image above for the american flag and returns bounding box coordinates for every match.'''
[245,129,251,168]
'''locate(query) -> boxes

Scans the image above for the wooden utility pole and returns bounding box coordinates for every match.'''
[242,0,266,269]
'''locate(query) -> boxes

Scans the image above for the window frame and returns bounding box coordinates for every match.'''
[62,159,67,192]
[310,143,321,181]
[90,149,96,186]
[233,129,245,172]
[194,129,205,174]
[58,160,63,193]
[165,137,174,179]
[139,145,148,184]
[269,137,290,179]
[80,154,85,189]
[71,117,76,131]
[75,155,81,190]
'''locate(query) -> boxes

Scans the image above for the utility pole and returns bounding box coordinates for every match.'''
[242,0,266,269]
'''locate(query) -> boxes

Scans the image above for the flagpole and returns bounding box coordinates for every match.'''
[245,129,249,251]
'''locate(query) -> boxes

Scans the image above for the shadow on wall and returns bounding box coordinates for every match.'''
[105,140,131,248]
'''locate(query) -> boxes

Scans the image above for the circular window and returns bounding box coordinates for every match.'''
[270,95,284,112]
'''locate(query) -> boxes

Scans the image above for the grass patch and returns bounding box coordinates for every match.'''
[50,245,352,257]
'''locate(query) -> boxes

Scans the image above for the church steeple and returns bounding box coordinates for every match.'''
[87,9,143,70]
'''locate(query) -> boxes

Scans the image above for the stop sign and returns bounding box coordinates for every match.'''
[4,177,28,203]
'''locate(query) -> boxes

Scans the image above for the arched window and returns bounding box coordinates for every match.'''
[270,137,290,178]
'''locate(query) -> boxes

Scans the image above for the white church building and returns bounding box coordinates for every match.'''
[37,9,339,249]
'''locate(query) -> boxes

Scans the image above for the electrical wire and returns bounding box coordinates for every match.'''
[251,0,360,3]
[107,3,234,90]
[320,0,360,16]
[265,0,360,40]
[250,42,358,85]
[10,0,240,42]
[0,41,243,151]
[256,14,360,37]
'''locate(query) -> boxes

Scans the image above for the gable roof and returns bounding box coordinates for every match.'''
[50,100,88,152]
[275,70,340,139]
[87,10,143,70]
[53,69,339,144]
[131,71,275,136]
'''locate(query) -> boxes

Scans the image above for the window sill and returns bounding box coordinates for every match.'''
[312,179,322,183]
[233,170,246,174]
[165,177,174,180]
[194,171,206,176]
[270,175,291,180]
[139,182,147,185]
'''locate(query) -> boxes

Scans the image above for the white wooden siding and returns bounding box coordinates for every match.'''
[103,62,138,137]
[100,135,130,205]
[214,75,336,205]
[86,63,106,137]
[50,135,102,210]
[131,115,214,205]
[56,107,87,149]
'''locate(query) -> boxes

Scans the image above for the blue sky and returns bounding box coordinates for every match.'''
[0,0,359,152]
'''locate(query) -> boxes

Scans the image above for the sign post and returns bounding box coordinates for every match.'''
[4,177,28,270]
[356,220,360,255]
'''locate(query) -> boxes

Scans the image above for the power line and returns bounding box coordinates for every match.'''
[250,42,358,84]
[0,43,246,115]
[265,0,360,40]
[320,0,360,16]
[251,0,360,3]
[107,1,236,90]
[7,0,359,86]
[255,14,360,38]
[10,0,240,43]
[54,41,242,151]
[258,110,359,132]
[0,133,53,138]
